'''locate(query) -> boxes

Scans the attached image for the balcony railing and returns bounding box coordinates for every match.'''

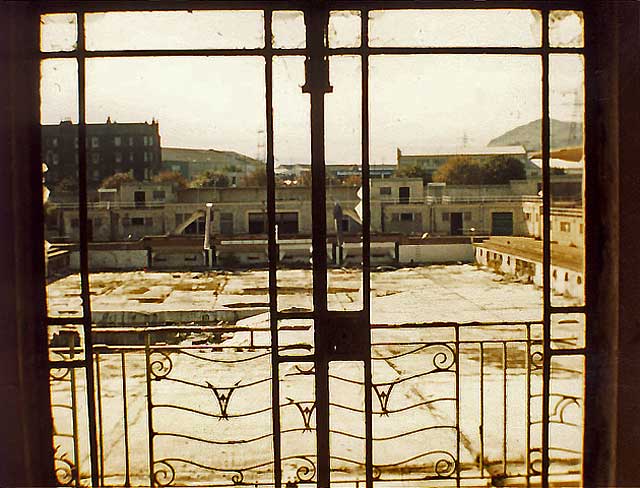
[49,321,584,487]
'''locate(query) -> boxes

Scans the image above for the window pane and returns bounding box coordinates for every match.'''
[326,55,363,312]
[40,13,77,52]
[273,56,313,313]
[369,9,542,48]
[272,11,305,49]
[369,54,542,323]
[85,11,265,50]
[549,54,584,306]
[41,58,82,320]
[329,11,361,48]
[549,10,584,48]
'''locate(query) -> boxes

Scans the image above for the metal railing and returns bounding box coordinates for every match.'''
[49,321,583,487]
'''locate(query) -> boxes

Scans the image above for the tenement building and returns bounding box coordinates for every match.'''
[42,118,162,186]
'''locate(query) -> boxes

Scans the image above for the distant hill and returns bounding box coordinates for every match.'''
[488,119,583,152]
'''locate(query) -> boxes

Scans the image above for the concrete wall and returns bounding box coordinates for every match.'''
[399,243,474,264]
[69,249,148,270]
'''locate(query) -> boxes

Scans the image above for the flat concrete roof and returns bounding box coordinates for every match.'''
[474,236,583,272]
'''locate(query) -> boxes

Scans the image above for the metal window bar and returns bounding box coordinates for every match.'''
[40,2,587,487]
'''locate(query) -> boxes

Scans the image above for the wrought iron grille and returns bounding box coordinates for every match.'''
[41,1,587,487]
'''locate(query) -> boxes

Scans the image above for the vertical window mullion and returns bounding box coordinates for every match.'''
[264,8,282,488]
[76,10,100,488]
[541,8,552,488]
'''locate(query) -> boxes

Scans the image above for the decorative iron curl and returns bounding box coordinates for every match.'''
[153,460,176,487]
[53,447,75,486]
[530,350,544,371]
[50,366,71,381]
[529,448,542,475]
[49,351,71,381]
[434,452,456,478]
[372,466,382,480]
[553,395,581,424]
[432,344,456,372]
[149,351,173,380]
[230,470,244,485]
[293,457,316,483]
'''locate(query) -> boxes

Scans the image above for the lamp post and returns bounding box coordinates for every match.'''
[204,202,213,267]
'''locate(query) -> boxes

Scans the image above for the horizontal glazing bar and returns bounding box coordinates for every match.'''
[49,359,86,369]
[47,317,84,325]
[550,305,586,314]
[549,348,586,356]
[37,0,587,14]
[40,46,584,58]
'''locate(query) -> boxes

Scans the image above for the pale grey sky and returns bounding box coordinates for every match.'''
[40,10,584,164]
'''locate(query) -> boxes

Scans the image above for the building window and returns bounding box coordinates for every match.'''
[51,137,58,147]
[115,151,122,163]
[52,153,59,166]
[92,169,100,180]
[129,152,134,162]
[399,186,410,204]
[144,152,149,162]
[152,190,166,200]
[92,153,100,165]
[114,136,122,146]
[129,136,134,146]
[248,213,266,234]
[560,222,571,232]
[400,213,414,222]
[442,212,450,222]
[131,217,145,226]
[580,224,584,234]
[91,136,99,148]
[380,186,391,196]
[220,212,234,235]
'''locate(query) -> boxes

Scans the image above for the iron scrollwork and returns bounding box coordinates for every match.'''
[149,351,173,380]
[153,460,176,487]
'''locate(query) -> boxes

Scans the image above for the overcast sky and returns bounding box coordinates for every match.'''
[40,9,584,164]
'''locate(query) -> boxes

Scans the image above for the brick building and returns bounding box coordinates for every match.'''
[41,118,162,187]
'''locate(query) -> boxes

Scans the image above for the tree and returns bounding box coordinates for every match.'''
[483,156,526,184]
[395,163,433,184]
[190,171,230,188]
[152,170,188,189]
[243,166,268,187]
[52,176,77,193]
[100,171,134,189]
[432,157,485,185]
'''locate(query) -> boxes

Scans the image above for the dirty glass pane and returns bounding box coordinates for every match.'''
[369,54,543,323]
[549,11,584,48]
[279,318,314,356]
[549,54,584,306]
[329,361,365,484]
[272,11,306,49]
[273,56,313,313]
[279,361,317,485]
[326,55,363,312]
[50,366,92,486]
[329,11,361,48]
[41,58,82,320]
[546,356,584,483]
[550,313,585,350]
[371,325,458,482]
[40,14,77,52]
[82,54,268,335]
[85,11,265,50]
[369,9,542,47]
